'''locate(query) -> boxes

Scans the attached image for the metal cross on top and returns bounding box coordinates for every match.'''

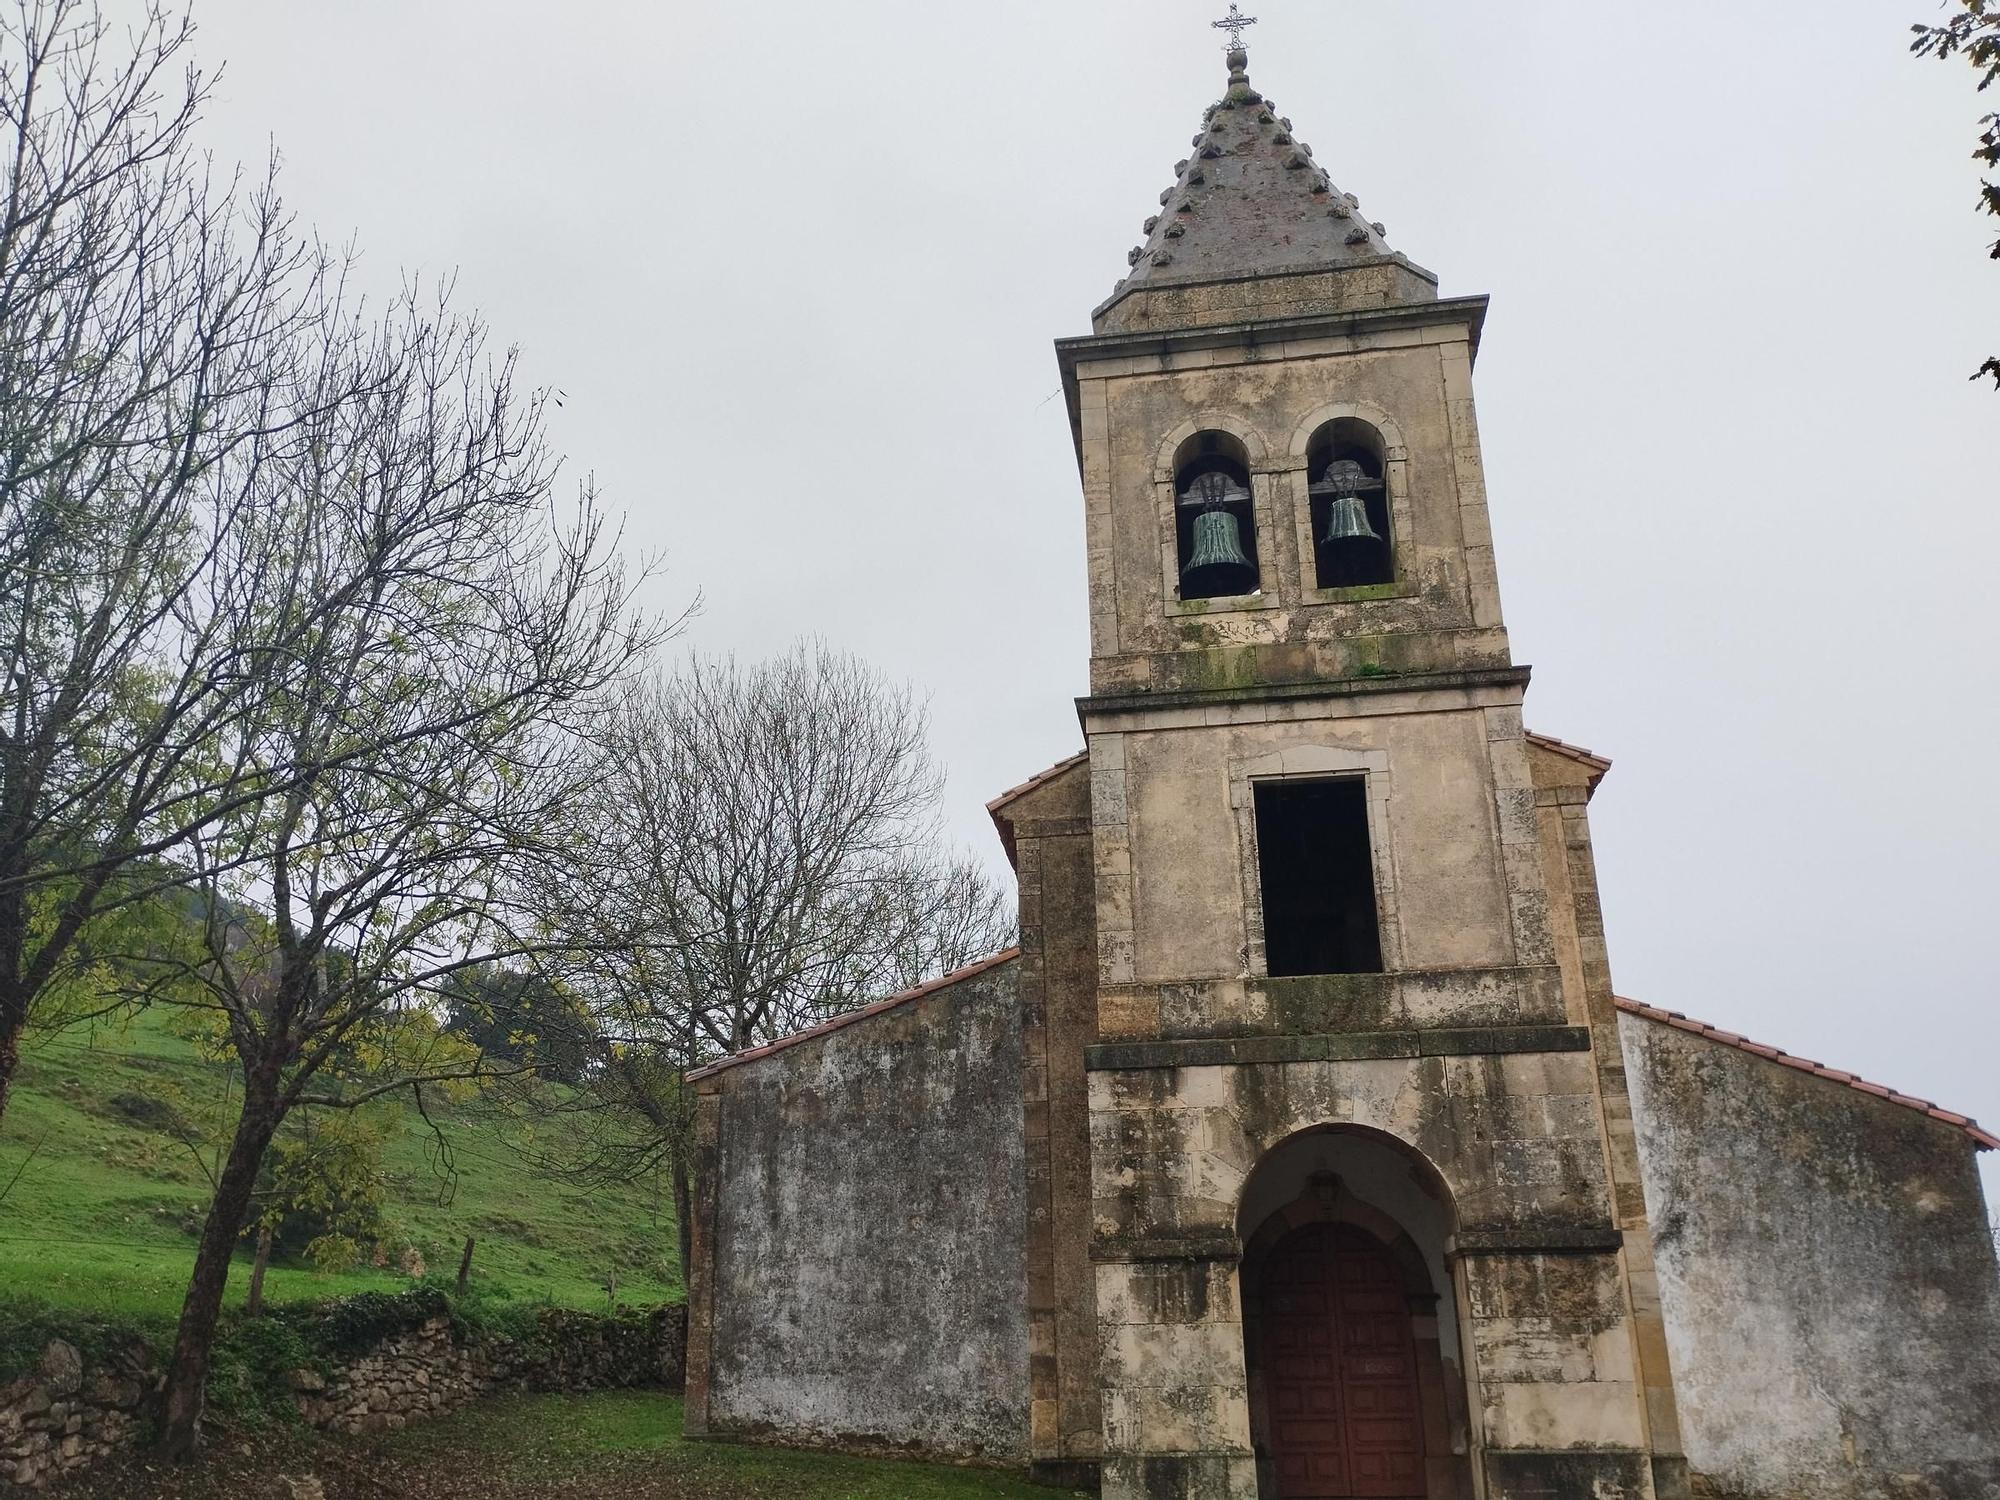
[1211,2,1258,50]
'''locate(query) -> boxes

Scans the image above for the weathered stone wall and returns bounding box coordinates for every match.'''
[999,758,1107,1483]
[690,960,1029,1460]
[0,1305,684,1490]
[1059,299,1507,702]
[1083,1046,1650,1500]
[1620,1012,2000,1499]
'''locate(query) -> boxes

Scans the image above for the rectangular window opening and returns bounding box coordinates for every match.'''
[1254,777,1384,978]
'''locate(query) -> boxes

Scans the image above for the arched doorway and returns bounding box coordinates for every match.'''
[1239,1130,1473,1500]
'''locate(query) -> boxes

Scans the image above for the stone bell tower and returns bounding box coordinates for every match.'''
[1014,29,1692,1500]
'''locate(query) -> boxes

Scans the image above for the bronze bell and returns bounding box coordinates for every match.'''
[1178,471,1257,596]
[1182,507,1257,595]
[1321,493,1382,545]
[1310,458,1386,547]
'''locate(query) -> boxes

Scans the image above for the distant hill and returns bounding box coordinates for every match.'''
[0,1008,679,1320]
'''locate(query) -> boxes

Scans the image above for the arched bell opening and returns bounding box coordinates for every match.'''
[1174,430,1260,600]
[1237,1127,1475,1500]
[1306,420,1394,590]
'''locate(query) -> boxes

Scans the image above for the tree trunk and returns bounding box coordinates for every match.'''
[154,1075,284,1459]
[0,1003,22,1125]
[0,918,28,1127]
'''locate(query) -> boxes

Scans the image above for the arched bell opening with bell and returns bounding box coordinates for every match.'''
[1174,431,1261,601]
[1307,419,1394,590]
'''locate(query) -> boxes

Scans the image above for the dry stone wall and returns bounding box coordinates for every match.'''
[0,1302,684,1490]
[0,1337,149,1490]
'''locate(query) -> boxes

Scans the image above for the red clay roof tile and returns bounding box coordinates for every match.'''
[684,948,1021,1084]
[1524,730,1612,791]
[986,750,1089,867]
[1615,996,1997,1151]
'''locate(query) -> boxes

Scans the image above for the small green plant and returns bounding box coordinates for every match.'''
[204,1315,315,1425]
[305,1233,359,1276]
[297,1285,450,1356]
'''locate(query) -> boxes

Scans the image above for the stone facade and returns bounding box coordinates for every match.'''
[683,954,1030,1461]
[680,36,1998,1500]
[1046,48,1685,1489]
[1621,1010,2000,1499]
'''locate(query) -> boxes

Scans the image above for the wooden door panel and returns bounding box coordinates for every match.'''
[1257,1223,1428,1499]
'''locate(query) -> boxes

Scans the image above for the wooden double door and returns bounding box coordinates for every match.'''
[1253,1222,1428,1498]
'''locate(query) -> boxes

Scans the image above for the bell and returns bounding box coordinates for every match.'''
[1321,493,1383,546]
[1181,506,1257,595]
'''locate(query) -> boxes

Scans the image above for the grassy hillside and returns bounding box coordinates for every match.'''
[0,1008,679,1320]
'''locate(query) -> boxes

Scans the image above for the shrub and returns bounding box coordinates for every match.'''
[257,1117,388,1259]
[205,1316,315,1425]
[104,1090,189,1134]
[305,1233,359,1276]
[289,1285,450,1357]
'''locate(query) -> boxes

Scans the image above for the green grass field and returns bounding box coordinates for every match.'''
[380,1392,1078,1498]
[0,1008,680,1319]
[42,1391,1083,1499]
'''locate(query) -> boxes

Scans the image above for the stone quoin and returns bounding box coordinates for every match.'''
[681,30,2000,1500]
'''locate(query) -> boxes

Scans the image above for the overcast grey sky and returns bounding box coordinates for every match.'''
[176,0,1997,1200]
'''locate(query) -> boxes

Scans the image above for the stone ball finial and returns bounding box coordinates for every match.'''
[1226,46,1249,76]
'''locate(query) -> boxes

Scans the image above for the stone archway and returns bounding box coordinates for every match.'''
[1238,1129,1474,1500]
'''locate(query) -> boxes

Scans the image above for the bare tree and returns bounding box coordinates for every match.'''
[0,0,336,1120]
[139,289,661,1458]
[594,644,1012,1054]
[528,644,1016,1283]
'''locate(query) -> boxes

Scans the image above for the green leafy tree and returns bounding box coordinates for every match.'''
[1914,0,2000,385]
[134,282,664,1458]
[256,1109,390,1260]
[443,964,590,1086]
[0,0,349,1122]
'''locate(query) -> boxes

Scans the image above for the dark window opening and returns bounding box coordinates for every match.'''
[1175,431,1260,600]
[1254,778,1384,977]
[1307,423,1394,590]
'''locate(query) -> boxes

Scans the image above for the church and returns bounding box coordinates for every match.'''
[677,27,2000,1500]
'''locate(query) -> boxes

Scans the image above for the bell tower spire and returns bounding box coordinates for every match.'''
[1050,33,1691,1500]
[1094,16,1433,335]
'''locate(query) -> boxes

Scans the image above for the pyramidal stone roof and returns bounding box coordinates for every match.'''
[1108,46,1395,301]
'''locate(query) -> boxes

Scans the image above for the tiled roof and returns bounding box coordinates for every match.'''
[1524,730,1612,791]
[683,949,1021,1084]
[986,750,1088,867]
[1104,46,1395,303]
[1615,997,1998,1151]
[986,750,1089,816]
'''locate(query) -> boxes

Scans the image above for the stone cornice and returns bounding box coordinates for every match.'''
[1085,1023,1591,1073]
[1054,294,1490,469]
[1058,291,1487,370]
[1076,664,1531,728]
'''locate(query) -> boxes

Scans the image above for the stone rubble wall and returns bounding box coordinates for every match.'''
[0,1336,147,1492]
[0,1304,685,1490]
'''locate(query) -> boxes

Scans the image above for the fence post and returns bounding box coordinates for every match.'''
[246,1224,273,1317]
